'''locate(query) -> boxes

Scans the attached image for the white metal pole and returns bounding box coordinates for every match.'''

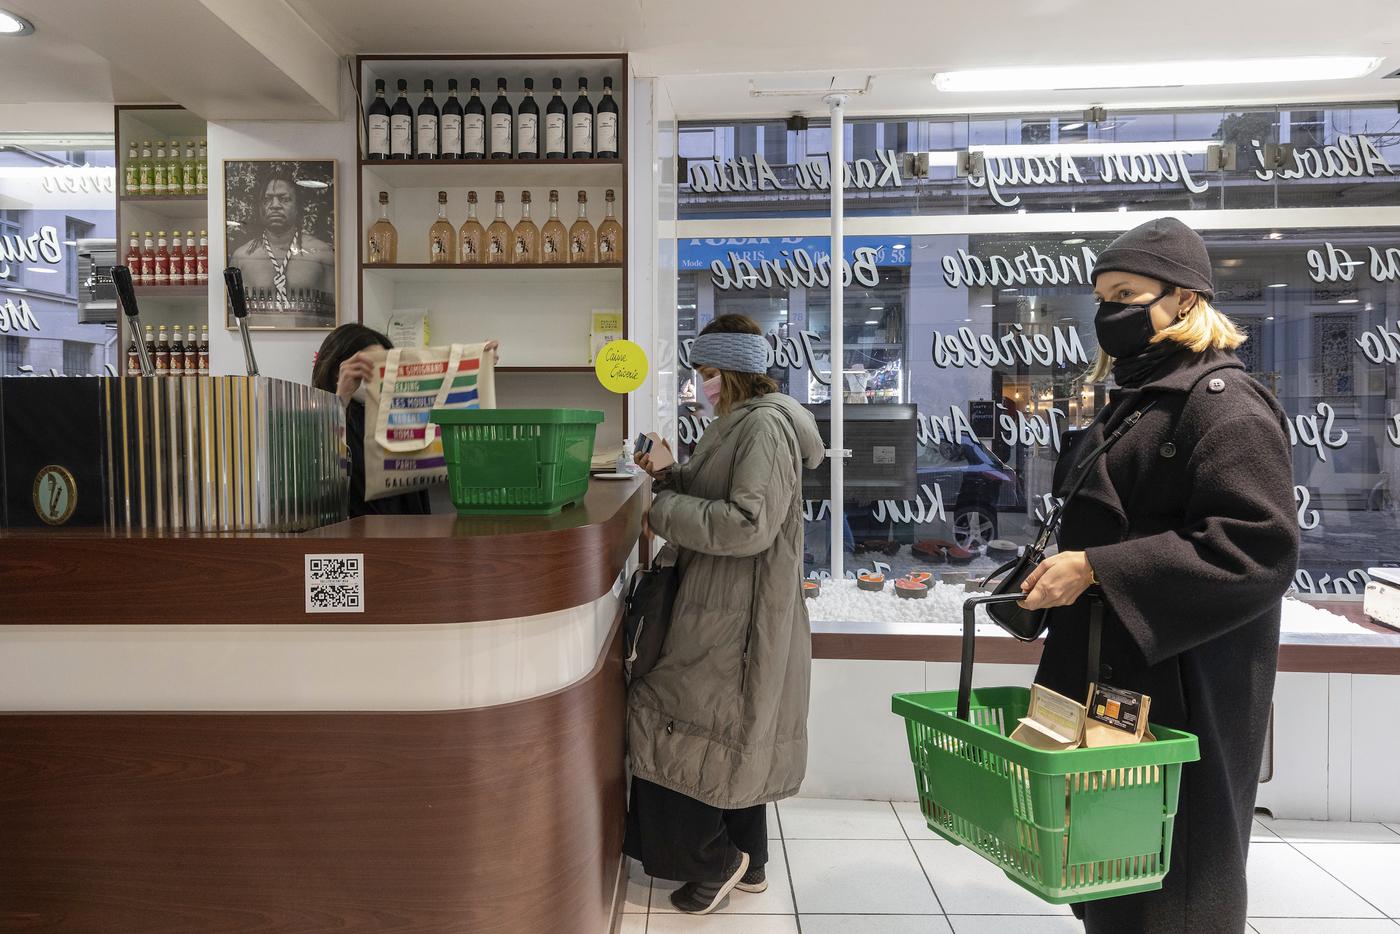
[825,94,848,581]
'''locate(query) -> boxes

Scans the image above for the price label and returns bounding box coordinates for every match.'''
[594,339,648,394]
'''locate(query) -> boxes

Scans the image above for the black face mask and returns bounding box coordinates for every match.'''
[1094,288,1173,359]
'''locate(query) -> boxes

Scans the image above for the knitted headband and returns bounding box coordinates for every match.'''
[690,332,770,375]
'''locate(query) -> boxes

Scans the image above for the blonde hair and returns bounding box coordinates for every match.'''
[715,369,779,416]
[1086,292,1247,384]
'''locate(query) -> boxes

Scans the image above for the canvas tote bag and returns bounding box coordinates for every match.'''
[360,342,496,502]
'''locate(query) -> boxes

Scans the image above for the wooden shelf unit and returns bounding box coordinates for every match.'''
[354,53,630,449]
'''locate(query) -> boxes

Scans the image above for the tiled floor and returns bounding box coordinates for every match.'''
[620,798,1400,933]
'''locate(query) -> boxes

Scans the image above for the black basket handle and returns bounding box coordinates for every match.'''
[958,593,1033,720]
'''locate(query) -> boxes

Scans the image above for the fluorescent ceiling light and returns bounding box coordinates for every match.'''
[1338,298,1360,304]
[1267,232,1284,240]
[1267,283,1288,288]
[870,305,884,311]
[969,139,1217,159]
[1266,316,1275,320]
[24,266,55,274]
[980,303,996,308]
[864,320,878,325]
[0,10,34,36]
[933,56,1381,92]
[7,286,28,292]
[1060,122,1085,131]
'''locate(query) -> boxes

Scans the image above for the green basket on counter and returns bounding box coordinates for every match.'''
[429,408,604,516]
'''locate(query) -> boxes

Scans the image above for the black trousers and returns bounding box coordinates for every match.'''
[623,777,769,883]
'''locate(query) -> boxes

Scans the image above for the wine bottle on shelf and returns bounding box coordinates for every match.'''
[598,189,623,264]
[490,78,513,160]
[125,231,142,282]
[571,78,594,158]
[367,190,398,264]
[124,141,139,195]
[486,190,511,265]
[155,231,171,286]
[171,232,184,284]
[184,327,198,375]
[197,229,209,284]
[569,190,596,264]
[144,324,156,370]
[198,325,210,375]
[126,333,140,376]
[541,189,567,262]
[463,78,486,160]
[182,140,197,195]
[512,191,540,264]
[545,78,568,158]
[366,78,390,159]
[429,190,456,264]
[153,141,168,195]
[196,139,208,194]
[140,231,155,285]
[390,78,414,159]
[440,78,463,159]
[139,140,154,194]
[169,327,185,376]
[517,78,540,159]
[184,230,197,285]
[155,325,170,376]
[416,80,439,160]
[459,190,484,264]
[597,77,619,158]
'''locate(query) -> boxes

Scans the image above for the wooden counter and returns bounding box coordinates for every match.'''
[0,477,647,934]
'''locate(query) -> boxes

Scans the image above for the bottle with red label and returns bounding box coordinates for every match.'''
[197,229,208,284]
[184,326,198,374]
[184,229,197,286]
[125,231,142,285]
[170,232,184,285]
[140,231,155,285]
[154,230,170,286]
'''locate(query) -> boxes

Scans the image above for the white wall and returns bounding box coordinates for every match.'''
[205,72,356,383]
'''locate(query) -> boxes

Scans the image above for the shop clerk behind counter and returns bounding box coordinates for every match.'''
[312,324,499,519]
[1018,218,1299,934]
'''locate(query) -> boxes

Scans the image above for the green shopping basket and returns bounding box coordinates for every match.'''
[891,592,1200,905]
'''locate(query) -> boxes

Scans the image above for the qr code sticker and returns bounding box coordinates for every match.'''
[305,553,365,613]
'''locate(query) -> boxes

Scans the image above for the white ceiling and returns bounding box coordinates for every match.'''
[0,0,1397,126]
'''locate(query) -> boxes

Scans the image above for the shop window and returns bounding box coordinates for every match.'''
[62,341,91,376]
[2,336,25,374]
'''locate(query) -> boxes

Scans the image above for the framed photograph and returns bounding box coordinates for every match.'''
[223,159,337,330]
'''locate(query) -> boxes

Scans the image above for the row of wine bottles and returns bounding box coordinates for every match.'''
[365,77,619,161]
[127,324,211,377]
[367,188,623,266]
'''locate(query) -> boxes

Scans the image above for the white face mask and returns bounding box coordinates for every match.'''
[702,374,723,408]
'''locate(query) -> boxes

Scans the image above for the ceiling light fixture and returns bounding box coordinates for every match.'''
[1060,122,1085,131]
[1338,298,1360,304]
[1267,282,1288,288]
[24,266,55,274]
[1062,237,1086,245]
[864,320,878,325]
[0,10,35,36]
[1267,232,1284,240]
[932,56,1380,92]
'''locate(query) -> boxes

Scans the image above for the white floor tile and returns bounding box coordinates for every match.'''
[768,803,780,839]
[1295,843,1400,918]
[1249,920,1400,934]
[643,914,800,934]
[1246,841,1383,918]
[1252,819,1282,843]
[785,839,942,915]
[893,799,942,841]
[948,917,1085,934]
[617,914,648,934]
[651,848,795,915]
[623,858,651,913]
[912,839,1071,916]
[780,797,907,840]
[1386,824,1400,839]
[1259,818,1400,844]
[803,916,954,934]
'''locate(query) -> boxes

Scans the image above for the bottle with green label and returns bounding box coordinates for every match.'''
[139,140,154,195]
[182,140,197,195]
[153,141,167,194]
[124,141,139,195]
[170,142,184,196]
[195,139,208,194]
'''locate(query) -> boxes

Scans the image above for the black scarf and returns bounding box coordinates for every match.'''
[1111,339,1189,389]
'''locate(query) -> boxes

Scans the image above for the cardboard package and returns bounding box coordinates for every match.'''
[1010,684,1087,751]
[1083,683,1152,748]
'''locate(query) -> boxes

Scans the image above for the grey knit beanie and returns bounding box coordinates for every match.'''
[689,331,770,375]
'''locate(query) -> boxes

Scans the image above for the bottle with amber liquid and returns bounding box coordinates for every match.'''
[459,191,484,264]
[485,190,511,265]
[597,189,623,264]
[568,190,596,264]
[541,189,567,263]
[512,191,540,264]
[367,191,398,264]
[428,190,456,264]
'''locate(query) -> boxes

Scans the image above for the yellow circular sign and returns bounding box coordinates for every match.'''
[33,464,77,526]
[595,339,649,394]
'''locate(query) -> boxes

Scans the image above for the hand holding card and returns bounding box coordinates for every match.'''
[637,432,674,475]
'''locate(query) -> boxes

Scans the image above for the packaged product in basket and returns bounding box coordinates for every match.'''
[1010,683,1086,751]
[1083,683,1152,747]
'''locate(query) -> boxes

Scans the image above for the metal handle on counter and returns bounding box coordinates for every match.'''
[223,266,260,377]
[958,592,1037,721]
[112,265,154,377]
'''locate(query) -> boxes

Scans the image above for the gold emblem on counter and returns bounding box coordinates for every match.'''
[33,464,78,525]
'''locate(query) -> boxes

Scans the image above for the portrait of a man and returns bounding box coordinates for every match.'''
[224,159,336,329]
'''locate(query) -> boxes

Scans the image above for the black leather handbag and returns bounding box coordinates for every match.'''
[623,548,679,681]
[981,403,1155,641]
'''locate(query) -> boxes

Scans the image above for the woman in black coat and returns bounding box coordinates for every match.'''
[1020,217,1299,934]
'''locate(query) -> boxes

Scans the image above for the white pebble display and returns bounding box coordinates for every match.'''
[806,579,1364,638]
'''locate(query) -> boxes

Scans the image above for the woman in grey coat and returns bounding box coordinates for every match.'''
[624,314,825,915]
